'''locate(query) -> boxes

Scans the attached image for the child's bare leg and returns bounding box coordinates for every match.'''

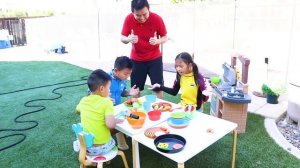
[116,132,129,150]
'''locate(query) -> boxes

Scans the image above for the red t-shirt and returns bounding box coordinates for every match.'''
[121,12,167,62]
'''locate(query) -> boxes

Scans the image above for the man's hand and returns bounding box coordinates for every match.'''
[149,32,158,45]
[129,85,139,96]
[128,29,138,44]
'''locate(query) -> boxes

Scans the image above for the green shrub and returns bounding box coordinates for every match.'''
[261,83,286,96]
[262,84,278,96]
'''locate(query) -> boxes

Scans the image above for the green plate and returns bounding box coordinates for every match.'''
[171,112,185,119]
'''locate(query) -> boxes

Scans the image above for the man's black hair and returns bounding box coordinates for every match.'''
[114,56,133,70]
[131,0,149,12]
[87,69,111,92]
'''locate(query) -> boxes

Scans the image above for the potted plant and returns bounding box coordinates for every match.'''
[261,83,286,104]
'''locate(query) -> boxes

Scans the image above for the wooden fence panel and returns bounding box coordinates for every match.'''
[0,18,27,46]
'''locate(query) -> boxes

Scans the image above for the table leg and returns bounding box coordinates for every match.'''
[178,163,184,168]
[231,129,237,168]
[132,139,140,168]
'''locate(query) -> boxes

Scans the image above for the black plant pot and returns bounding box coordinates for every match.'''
[267,94,279,104]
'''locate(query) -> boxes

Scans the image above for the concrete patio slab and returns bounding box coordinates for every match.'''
[253,101,288,119]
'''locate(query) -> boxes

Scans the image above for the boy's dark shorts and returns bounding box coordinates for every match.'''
[131,57,164,91]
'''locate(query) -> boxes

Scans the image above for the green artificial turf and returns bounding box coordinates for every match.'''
[0,61,299,168]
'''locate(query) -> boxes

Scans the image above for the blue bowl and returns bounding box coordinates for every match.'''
[170,117,185,125]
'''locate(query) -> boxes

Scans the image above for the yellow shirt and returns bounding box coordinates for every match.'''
[76,95,114,144]
[180,73,198,106]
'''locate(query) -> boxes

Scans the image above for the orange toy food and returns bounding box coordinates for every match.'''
[206,128,215,133]
[124,98,142,109]
[152,102,172,111]
[124,98,138,106]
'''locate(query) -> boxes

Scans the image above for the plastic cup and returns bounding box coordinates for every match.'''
[148,110,162,121]
[145,95,157,103]
[143,101,151,112]
[210,76,221,84]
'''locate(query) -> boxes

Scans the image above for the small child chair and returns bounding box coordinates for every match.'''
[72,123,129,168]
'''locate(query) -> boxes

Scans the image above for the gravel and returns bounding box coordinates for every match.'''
[276,114,300,150]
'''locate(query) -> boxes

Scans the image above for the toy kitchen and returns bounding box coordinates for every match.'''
[210,54,251,133]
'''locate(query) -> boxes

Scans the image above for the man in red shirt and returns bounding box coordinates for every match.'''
[121,0,168,98]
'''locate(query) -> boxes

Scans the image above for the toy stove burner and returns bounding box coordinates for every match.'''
[227,90,244,98]
[217,87,245,99]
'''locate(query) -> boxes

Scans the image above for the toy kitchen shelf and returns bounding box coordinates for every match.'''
[210,54,251,133]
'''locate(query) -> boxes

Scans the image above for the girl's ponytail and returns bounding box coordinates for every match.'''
[192,62,200,86]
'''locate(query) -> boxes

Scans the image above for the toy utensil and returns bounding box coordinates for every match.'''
[115,110,140,119]
[169,107,182,112]
[115,110,127,119]
[128,113,140,119]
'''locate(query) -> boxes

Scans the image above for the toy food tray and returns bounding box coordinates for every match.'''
[152,102,172,111]
[154,134,186,154]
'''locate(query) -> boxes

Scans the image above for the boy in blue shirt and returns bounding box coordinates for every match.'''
[109,56,139,106]
[109,56,139,150]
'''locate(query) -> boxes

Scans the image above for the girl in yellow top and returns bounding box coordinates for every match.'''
[76,69,123,155]
[151,52,208,110]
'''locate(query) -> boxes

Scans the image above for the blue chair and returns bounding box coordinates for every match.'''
[72,123,129,168]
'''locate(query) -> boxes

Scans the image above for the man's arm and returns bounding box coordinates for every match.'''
[158,35,168,45]
[121,30,138,44]
[149,33,168,46]
[121,35,130,44]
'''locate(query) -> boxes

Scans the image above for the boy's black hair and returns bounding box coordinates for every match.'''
[114,56,133,70]
[131,0,149,12]
[87,69,111,92]
[175,52,200,86]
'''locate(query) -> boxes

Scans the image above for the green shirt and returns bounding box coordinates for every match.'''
[76,95,114,144]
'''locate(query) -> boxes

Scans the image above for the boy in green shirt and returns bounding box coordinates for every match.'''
[76,69,123,155]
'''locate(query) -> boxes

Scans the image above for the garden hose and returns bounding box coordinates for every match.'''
[0,76,88,152]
